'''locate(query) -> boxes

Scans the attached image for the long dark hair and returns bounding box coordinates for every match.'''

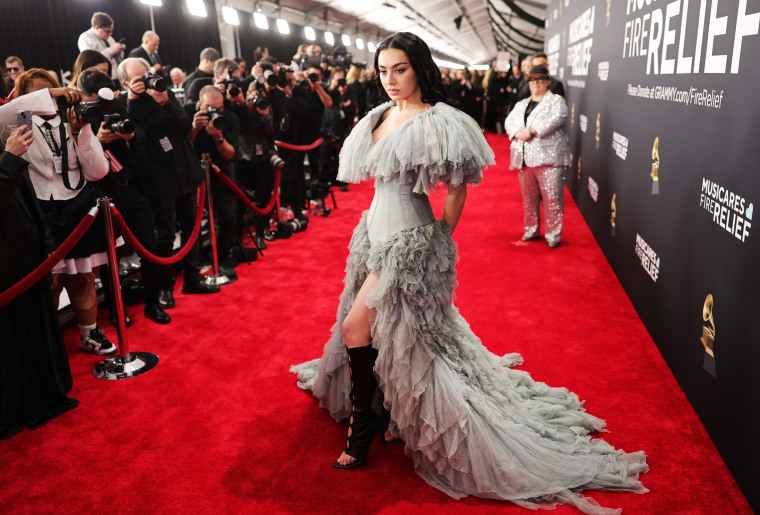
[373,32,449,106]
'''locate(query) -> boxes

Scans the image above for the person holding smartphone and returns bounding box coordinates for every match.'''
[1,68,117,356]
[1,121,80,439]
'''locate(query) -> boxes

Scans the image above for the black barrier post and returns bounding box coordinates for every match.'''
[92,197,159,380]
[201,154,233,287]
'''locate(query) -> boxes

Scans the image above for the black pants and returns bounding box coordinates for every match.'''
[319,140,340,185]
[148,191,201,287]
[97,180,161,303]
[210,173,237,260]
[279,147,305,208]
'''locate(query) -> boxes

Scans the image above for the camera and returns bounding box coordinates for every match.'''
[263,70,278,87]
[308,72,320,83]
[136,70,167,92]
[221,67,241,97]
[267,151,285,172]
[337,78,347,88]
[56,97,102,124]
[201,106,226,131]
[103,114,135,134]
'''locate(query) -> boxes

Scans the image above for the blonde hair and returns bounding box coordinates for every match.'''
[346,65,362,85]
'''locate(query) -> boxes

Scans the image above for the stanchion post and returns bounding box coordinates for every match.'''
[201,154,231,286]
[93,197,159,380]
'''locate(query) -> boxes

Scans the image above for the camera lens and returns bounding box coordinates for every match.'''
[308,73,319,83]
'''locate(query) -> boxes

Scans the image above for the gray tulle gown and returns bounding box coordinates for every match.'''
[291,101,647,514]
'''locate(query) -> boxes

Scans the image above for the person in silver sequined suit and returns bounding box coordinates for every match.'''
[505,65,572,248]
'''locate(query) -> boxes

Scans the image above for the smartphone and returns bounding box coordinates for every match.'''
[17,110,33,133]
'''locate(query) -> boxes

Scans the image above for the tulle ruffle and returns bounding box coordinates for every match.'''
[337,102,495,194]
[291,213,648,514]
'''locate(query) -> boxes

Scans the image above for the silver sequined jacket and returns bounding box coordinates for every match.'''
[505,91,572,170]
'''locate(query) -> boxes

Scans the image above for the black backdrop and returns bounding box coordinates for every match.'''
[0,0,310,82]
[544,0,760,509]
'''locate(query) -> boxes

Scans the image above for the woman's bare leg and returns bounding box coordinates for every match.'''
[336,273,380,466]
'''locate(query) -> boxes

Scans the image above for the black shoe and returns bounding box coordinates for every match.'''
[255,236,267,250]
[333,346,382,470]
[295,212,309,224]
[144,302,171,324]
[157,288,175,309]
[80,328,118,356]
[218,265,238,280]
[181,279,221,294]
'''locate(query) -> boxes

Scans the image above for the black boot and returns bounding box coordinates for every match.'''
[333,345,382,469]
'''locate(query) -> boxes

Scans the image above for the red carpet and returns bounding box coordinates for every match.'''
[0,133,750,514]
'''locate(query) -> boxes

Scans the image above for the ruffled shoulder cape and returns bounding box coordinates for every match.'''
[337,101,495,194]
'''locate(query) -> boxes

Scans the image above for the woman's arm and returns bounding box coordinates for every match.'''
[442,180,467,233]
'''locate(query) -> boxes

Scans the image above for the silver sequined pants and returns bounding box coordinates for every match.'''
[518,165,566,242]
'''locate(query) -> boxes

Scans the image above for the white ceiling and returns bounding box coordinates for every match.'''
[277,0,551,64]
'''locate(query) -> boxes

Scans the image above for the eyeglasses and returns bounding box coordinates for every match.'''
[6,67,20,72]
[99,27,114,33]
[528,77,548,83]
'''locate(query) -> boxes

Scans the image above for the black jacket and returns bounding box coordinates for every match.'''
[0,150,55,292]
[128,46,163,67]
[183,103,240,174]
[122,90,204,198]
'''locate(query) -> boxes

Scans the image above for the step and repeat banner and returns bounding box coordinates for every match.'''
[543,0,759,506]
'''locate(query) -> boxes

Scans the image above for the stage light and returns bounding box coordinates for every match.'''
[253,12,268,30]
[186,0,207,17]
[468,64,490,71]
[325,31,334,45]
[305,26,316,41]
[367,41,376,53]
[433,58,464,70]
[276,19,290,34]
[221,6,240,26]
[356,38,364,50]
[342,34,351,47]
[140,0,162,6]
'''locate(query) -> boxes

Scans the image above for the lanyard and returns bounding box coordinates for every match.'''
[35,117,84,191]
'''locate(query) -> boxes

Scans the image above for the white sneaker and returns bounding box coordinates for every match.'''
[80,328,118,356]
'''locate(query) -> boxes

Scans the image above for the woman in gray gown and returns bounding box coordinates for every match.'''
[292,32,647,514]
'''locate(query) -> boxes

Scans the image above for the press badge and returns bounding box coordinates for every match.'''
[255,144,263,156]
[159,137,173,152]
[53,155,63,174]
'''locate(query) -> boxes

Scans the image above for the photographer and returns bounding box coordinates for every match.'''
[283,62,331,222]
[2,69,116,356]
[119,57,219,307]
[181,48,220,103]
[319,66,356,190]
[77,68,170,324]
[77,12,124,81]
[186,58,250,129]
[185,85,240,277]
[232,80,275,249]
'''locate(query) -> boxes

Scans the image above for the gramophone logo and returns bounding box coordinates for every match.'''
[651,137,660,195]
[595,113,601,149]
[611,193,617,236]
[571,102,575,127]
[606,0,611,25]
[700,294,716,377]
[577,156,582,180]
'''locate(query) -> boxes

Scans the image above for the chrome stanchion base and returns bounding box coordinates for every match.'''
[202,274,235,286]
[93,352,159,380]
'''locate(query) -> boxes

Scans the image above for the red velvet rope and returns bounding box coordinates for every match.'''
[212,164,281,216]
[274,137,323,151]
[110,184,206,266]
[0,205,99,308]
